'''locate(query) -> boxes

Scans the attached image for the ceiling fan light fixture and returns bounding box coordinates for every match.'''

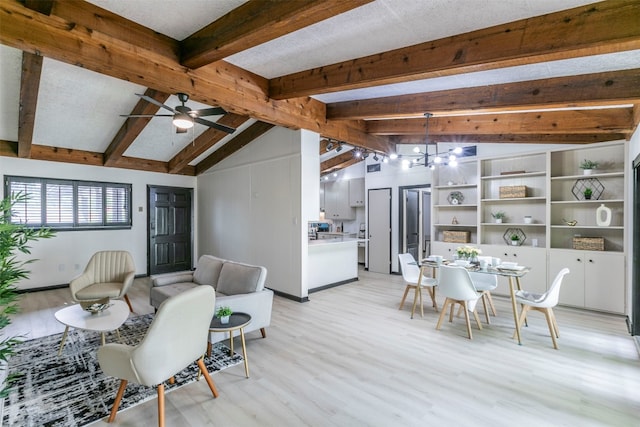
[173,112,194,129]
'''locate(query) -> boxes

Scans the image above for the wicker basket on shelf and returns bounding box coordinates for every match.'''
[499,185,527,198]
[443,230,470,243]
[572,237,604,251]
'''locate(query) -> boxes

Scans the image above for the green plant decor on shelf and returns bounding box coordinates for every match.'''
[491,211,507,220]
[511,234,520,241]
[584,187,593,199]
[215,306,233,318]
[579,159,599,170]
[0,192,55,397]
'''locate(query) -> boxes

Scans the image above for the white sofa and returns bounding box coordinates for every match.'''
[150,255,273,344]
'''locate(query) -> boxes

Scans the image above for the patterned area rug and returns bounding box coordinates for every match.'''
[2,313,243,426]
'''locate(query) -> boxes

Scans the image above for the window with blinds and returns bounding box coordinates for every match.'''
[4,176,132,230]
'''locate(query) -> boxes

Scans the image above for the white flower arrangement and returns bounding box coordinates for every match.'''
[456,245,481,259]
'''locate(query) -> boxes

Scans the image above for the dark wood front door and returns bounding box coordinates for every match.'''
[148,186,193,275]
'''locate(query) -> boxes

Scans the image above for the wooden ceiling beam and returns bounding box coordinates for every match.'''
[103,89,171,167]
[389,134,627,145]
[321,157,363,174]
[181,0,372,69]
[18,52,43,158]
[270,1,640,99]
[327,69,640,120]
[320,151,355,171]
[367,109,635,135]
[168,114,250,174]
[196,121,275,174]
[0,0,385,153]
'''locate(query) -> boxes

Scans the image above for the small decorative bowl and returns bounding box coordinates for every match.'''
[81,298,111,314]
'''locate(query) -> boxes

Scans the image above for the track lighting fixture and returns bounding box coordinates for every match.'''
[325,141,334,152]
[335,142,343,152]
[373,153,379,161]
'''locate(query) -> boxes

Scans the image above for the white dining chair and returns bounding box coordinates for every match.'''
[514,268,570,349]
[468,256,498,323]
[435,265,483,339]
[398,253,437,318]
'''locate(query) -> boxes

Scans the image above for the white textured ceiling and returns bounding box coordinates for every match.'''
[0,0,634,164]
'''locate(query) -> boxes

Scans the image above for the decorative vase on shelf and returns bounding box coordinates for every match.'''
[221,315,230,324]
[583,169,592,176]
[596,203,612,227]
[495,218,502,224]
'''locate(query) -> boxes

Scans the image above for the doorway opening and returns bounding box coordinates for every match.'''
[630,153,640,343]
[399,185,432,262]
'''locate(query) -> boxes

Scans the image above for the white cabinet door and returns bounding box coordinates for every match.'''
[324,180,355,220]
[320,182,325,212]
[484,245,547,296]
[430,242,460,258]
[549,249,625,313]
[549,249,585,308]
[349,178,365,207]
[584,252,625,313]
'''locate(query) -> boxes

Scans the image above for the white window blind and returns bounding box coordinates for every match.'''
[4,176,132,230]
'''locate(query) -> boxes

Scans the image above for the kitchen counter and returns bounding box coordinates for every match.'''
[307,238,362,291]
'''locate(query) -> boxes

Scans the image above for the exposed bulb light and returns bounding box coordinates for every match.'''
[383,156,389,163]
[173,112,194,129]
[434,156,442,164]
[389,153,398,160]
[452,146,463,154]
[333,172,338,177]
[401,159,411,169]
[449,154,457,162]
[413,146,421,153]
[449,159,458,167]
[354,150,362,158]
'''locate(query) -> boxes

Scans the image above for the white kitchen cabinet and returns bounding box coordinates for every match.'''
[324,180,355,220]
[549,249,625,313]
[349,178,365,207]
[481,244,547,297]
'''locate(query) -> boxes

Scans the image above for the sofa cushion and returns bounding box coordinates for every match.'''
[216,261,264,295]
[193,255,224,287]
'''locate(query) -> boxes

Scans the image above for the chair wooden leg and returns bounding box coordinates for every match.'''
[108,379,127,423]
[399,285,411,310]
[549,309,560,338]
[542,308,559,349]
[462,301,473,340]
[260,327,267,338]
[481,293,490,324]
[157,383,165,427]
[430,287,438,311]
[436,299,451,330]
[449,302,456,323]
[197,357,220,398]
[124,294,134,312]
[513,305,531,339]
[472,309,483,330]
[486,292,497,316]
[418,284,424,318]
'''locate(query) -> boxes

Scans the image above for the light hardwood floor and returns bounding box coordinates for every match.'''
[5,269,640,426]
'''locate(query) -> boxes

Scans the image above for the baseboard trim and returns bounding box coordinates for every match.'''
[270,289,309,303]
[16,274,148,293]
[309,277,358,294]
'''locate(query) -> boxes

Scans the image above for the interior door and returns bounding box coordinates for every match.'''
[148,186,193,275]
[404,189,420,260]
[422,191,432,259]
[368,188,391,274]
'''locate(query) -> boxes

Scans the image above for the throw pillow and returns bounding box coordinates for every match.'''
[217,262,264,295]
[193,255,224,286]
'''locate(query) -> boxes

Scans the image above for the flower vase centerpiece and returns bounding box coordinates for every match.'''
[456,245,482,264]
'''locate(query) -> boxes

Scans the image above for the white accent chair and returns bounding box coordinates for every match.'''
[468,256,499,323]
[515,268,570,349]
[398,253,438,318]
[97,286,219,427]
[69,251,136,312]
[435,265,483,339]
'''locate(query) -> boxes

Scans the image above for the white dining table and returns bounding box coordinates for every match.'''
[415,259,530,345]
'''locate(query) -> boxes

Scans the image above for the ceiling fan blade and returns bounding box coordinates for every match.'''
[135,93,175,113]
[191,107,226,116]
[194,117,236,134]
[120,114,173,117]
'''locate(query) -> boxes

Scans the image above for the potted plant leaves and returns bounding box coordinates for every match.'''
[510,234,520,246]
[491,211,506,223]
[583,187,593,200]
[215,306,233,324]
[579,159,599,175]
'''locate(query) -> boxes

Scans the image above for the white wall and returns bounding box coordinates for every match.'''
[0,157,196,289]
[197,127,319,299]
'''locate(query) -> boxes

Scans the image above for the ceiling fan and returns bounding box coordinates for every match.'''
[122,92,236,134]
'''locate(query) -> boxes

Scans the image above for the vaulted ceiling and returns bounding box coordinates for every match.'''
[1,0,639,176]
